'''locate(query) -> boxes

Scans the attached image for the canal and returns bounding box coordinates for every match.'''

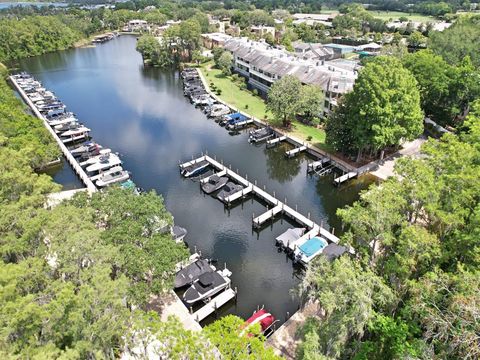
[19,35,375,325]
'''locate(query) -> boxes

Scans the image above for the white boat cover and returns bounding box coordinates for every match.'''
[276,228,305,247]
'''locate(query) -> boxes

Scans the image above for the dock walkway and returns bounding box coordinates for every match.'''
[192,288,237,322]
[333,171,357,186]
[180,155,339,247]
[285,145,307,158]
[10,76,97,193]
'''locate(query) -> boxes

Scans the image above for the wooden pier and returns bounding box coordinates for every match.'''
[285,145,307,158]
[266,136,287,147]
[10,76,97,193]
[180,155,340,247]
[191,288,237,322]
[333,171,358,186]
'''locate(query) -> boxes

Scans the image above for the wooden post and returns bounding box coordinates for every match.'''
[332,228,335,235]
[308,212,311,220]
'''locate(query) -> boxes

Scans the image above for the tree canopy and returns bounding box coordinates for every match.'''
[298,100,480,359]
[325,56,423,161]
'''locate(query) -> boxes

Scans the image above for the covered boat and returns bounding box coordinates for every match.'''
[241,309,278,338]
[249,127,274,143]
[183,271,231,305]
[275,228,305,249]
[171,225,188,243]
[208,104,230,118]
[201,174,229,194]
[294,236,328,265]
[219,112,247,127]
[95,166,130,187]
[181,160,209,177]
[174,259,213,289]
[216,182,243,203]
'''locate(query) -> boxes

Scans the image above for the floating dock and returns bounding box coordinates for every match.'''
[180,155,339,247]
[231,119,254,129]
[333,171,358,186]
[307,159,330,173]
[191,288,237,322]
[9,76,97,193]
[285,145,307,158]
[253,204,284,228]
[266,136,287,147]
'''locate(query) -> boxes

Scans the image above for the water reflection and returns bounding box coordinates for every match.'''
[264,143,302,183]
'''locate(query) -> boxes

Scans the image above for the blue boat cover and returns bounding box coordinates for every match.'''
[299,237,328,257]
[226,112,248,122]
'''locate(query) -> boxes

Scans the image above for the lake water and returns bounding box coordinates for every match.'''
[18,35,375,325]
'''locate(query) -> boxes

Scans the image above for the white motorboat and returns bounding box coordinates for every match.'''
[59,125,90,138]
[48,115,78,127]
[94,166,130,187]
[79,149,112,166]
[85,153,122,174]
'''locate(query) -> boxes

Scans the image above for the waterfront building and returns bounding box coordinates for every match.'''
[201,33,232,49]
[223,37,359,117]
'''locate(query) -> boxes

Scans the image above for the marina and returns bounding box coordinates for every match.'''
[18,35,375,326]
[10,74,134,193]
[180,154,340,265]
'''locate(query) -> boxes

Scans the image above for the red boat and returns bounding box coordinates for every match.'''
[242,309,278,338]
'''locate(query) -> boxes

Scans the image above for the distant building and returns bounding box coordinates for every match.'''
[250,25,276,38]
[125,19,149,32]
[291,13,337,28]
[323,43,356,56]
[354,42,382,53]
[201,33,232,49]
[292,41,335,61]
[223,37,359,117]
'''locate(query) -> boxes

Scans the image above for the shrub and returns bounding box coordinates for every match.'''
[245,104,249,109]
[306,135,313,142]
[253,89,259,96]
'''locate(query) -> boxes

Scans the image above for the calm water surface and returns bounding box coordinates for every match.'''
[19,35,375,325]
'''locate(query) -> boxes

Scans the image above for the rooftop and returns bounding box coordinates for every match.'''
[224,37,357,93]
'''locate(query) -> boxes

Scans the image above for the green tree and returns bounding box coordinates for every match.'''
[144,10,168,25]
[266,75,302,127]
[204,315,280,360]
[217,51,233,76]
[429,15,480,67]
[298,256,394,359]
[299,84,324,124]
[402,50,454,125]
[407,30,427,47]
[325,56,423,161]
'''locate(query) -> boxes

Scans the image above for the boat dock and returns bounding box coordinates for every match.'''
[253,204,284,228]
[9,76,97,193]
[266,136,287,147]
[285,145,307,158]
[333,171,358,186]
[231,118,254,129]
[180,155,339,245]
[191,288,237,322]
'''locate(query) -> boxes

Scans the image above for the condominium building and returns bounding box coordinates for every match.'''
[223,37,359,117]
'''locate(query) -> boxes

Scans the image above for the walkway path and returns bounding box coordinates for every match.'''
[369,136,427,180]
[266,301,321,359]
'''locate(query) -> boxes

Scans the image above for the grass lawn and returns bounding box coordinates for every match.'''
[289,121,330,151]
[198,61,328,150]
[367,10,435,22]
[198,62,269,120]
